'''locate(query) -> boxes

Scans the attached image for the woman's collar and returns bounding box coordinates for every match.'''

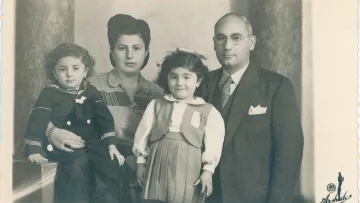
[163,94,206,105]
[108,69,151,94]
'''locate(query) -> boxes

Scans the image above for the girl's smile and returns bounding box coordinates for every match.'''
[167,67,201,101]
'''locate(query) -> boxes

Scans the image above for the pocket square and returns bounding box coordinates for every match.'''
[248,105,267,115]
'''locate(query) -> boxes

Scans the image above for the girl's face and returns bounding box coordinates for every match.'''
[111,34,148,75]
[53,56,88,90]
[167,67,201,101]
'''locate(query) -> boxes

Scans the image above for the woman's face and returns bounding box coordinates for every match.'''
[111,34,148,75]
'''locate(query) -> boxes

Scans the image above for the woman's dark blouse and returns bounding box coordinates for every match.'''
[24,82,117,156]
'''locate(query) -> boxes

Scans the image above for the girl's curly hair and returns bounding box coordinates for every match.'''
[156,50,209,98]
[44,43,95,82]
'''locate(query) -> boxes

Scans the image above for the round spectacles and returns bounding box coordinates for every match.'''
[215,35,251,45]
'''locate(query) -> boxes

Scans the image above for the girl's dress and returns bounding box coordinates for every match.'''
[133,94,225,203]
[24,81,121,203]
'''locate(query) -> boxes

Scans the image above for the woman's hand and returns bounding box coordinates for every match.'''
[47,122,85,152]
[108,145,125,167]
[49,128,85,152]
[136,163,147,187]
[28,153,48,163]
[194,170,213,197]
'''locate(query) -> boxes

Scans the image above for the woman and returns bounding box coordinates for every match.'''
[47,14,163,203]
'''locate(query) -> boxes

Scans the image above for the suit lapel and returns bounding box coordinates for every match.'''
[207,69,222,104]
[223,64,259,147]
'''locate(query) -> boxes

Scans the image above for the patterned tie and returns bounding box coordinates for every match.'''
[220,76,234,108]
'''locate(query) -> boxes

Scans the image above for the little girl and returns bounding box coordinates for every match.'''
[24,43,124,203]
[132,48,225,203]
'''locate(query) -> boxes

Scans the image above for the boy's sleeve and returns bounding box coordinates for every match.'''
[24,88,53,156]
[89,85,117,146]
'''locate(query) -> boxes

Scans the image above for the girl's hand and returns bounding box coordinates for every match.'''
[194,170,213,197]
[108,145,125,167]
[136,163,146,187]
[28,153,48,163]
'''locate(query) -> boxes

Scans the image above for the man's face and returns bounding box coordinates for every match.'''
[213,16,256,72]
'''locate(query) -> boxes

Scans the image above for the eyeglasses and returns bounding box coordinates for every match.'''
[215,35,251,45]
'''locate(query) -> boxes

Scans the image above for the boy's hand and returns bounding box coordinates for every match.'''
[136,163,146,187]
[193,170,213,197]
[28,153,48,163]
[108,144,125,167]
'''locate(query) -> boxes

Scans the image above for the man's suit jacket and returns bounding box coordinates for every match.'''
[205,63,304,203]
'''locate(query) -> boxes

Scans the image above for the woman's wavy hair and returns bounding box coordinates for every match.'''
[107,14,151,70]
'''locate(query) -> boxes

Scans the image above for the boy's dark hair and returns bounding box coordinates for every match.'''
[44,43,95,82]
[156,50,209,98]
[107,14,151,69]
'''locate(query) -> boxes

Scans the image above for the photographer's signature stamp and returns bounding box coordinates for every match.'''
[320,173,352,203]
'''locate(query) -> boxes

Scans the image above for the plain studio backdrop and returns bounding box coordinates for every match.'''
[12,0,318,202]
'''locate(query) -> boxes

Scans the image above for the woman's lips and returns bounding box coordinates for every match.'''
[125,62,136,66]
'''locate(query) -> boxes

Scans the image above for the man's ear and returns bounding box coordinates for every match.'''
[249,36,256,51]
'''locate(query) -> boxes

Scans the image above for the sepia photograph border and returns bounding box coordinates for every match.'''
[1,0,359,203]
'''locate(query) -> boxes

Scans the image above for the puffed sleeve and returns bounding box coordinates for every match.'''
[132,99,156,163]
[24,88,53,156]
[202,106,225,173]
[88,85,116,146]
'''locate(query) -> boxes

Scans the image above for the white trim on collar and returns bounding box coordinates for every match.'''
[163,94,206,105]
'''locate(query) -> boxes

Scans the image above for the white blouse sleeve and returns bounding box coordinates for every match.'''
[202,106,225,173]
[132,99,156,163]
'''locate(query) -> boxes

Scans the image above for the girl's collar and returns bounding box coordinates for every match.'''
[164,94,206,105]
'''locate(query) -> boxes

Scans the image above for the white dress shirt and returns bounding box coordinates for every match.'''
[219,61,249,95]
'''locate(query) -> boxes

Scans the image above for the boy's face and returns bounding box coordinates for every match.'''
[167,67,201,101]
[53,56,88,90]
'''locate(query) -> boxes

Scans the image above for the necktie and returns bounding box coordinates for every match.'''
[220,76,234,108]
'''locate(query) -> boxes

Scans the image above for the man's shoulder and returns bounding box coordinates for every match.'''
[256,67,291,85]
[256,67,295,94]
[208,68,222,78]
[208,68,222,74]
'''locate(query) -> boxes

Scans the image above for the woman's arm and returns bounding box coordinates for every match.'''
[46,121,85,152]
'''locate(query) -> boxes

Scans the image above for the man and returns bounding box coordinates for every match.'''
[205,13,304,203]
